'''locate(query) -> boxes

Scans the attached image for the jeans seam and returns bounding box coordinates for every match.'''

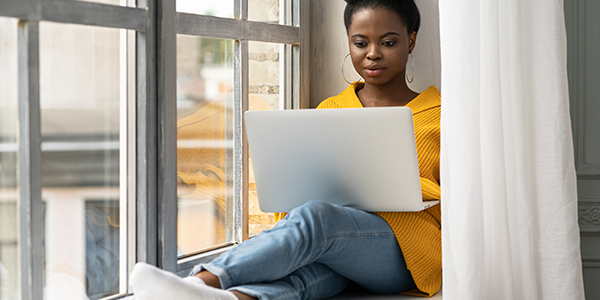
[328,231,396,239]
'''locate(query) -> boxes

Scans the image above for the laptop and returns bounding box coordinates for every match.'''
[244,107,440,213]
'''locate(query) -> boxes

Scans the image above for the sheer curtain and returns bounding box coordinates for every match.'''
[439,0,585,299]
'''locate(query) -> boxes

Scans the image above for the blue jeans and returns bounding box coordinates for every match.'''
[191,200,416,300]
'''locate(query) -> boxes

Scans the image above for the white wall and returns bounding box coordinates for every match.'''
[309,0,441,108]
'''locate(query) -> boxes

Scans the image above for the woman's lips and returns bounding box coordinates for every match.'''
[364,66,384,77]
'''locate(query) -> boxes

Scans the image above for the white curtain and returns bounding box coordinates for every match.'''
[439,0,585,299]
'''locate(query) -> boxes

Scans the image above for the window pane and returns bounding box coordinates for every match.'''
[248,0,281,24]
[70,0,127,6]
[176,1,234,18]
[0,17,19,300]
[40,22,122,300]
[248,41,285,236]
[176,35,234,256]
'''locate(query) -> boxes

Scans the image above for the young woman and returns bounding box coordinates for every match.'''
[130,0,441,299]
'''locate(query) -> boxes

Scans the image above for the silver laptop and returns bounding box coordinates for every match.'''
[244,107,440,212]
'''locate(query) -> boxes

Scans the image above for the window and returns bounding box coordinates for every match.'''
[176,35,236,255]
[173,0,309,275]
[0,0,308,298]
[39,22,124,299]
[0,17,19,300]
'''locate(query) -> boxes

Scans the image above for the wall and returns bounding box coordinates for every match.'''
[565,0,600,298]
[309,0,441,108]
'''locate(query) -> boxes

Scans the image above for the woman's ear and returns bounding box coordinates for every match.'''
[409,31,417,53]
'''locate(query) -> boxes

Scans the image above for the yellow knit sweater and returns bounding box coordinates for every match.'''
[276,82,442,297]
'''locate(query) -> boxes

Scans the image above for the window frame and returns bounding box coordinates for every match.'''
[170,0,310,276]
[0,0,309,298]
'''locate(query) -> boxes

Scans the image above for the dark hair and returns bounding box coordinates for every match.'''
[343,0,421,34]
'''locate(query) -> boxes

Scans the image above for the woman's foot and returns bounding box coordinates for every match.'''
[130,262,237,300]
[194,270,222,288]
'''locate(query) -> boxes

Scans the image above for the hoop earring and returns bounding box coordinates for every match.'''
[406,52,415,84]
[342,53,362,85]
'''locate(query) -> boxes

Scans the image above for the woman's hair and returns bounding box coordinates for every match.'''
[343,0,421,34]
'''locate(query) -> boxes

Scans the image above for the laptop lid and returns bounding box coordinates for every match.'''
[244,107,439,213]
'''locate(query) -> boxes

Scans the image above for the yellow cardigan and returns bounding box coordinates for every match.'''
[277,82,442,297]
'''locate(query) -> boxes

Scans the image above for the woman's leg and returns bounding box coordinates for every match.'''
[131,200,415,300]
[131,262,349,300]
[229,263,350,300]
[195,200,415,294]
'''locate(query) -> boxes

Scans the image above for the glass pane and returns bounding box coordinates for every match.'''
[248,0,281,24]
[248,41,284,236]
[177,0,234,18]
[177,35,234,256]
[71,0,126,6]
[0,17,19,300]
[40,22,122,300]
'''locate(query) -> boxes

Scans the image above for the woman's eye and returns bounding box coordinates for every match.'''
[383,41,395,47]
[354,42,367,48]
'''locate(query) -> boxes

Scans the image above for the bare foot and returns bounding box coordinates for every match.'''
[194,270,222,288]
[194,271,258,300]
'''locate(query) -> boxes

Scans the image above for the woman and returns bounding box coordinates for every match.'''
[131,0,441,299]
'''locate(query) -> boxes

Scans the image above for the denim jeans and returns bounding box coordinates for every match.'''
[191,200,416,300]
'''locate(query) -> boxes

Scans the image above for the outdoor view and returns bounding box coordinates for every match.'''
[0,0,285,299]
[39,22,122,300]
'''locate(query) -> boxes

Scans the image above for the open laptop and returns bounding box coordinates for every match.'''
[244,107,440,213]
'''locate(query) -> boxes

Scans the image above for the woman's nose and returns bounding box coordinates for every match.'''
[366,45,381,60]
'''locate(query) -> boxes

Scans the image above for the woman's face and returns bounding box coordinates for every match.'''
[348,7,416,86]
